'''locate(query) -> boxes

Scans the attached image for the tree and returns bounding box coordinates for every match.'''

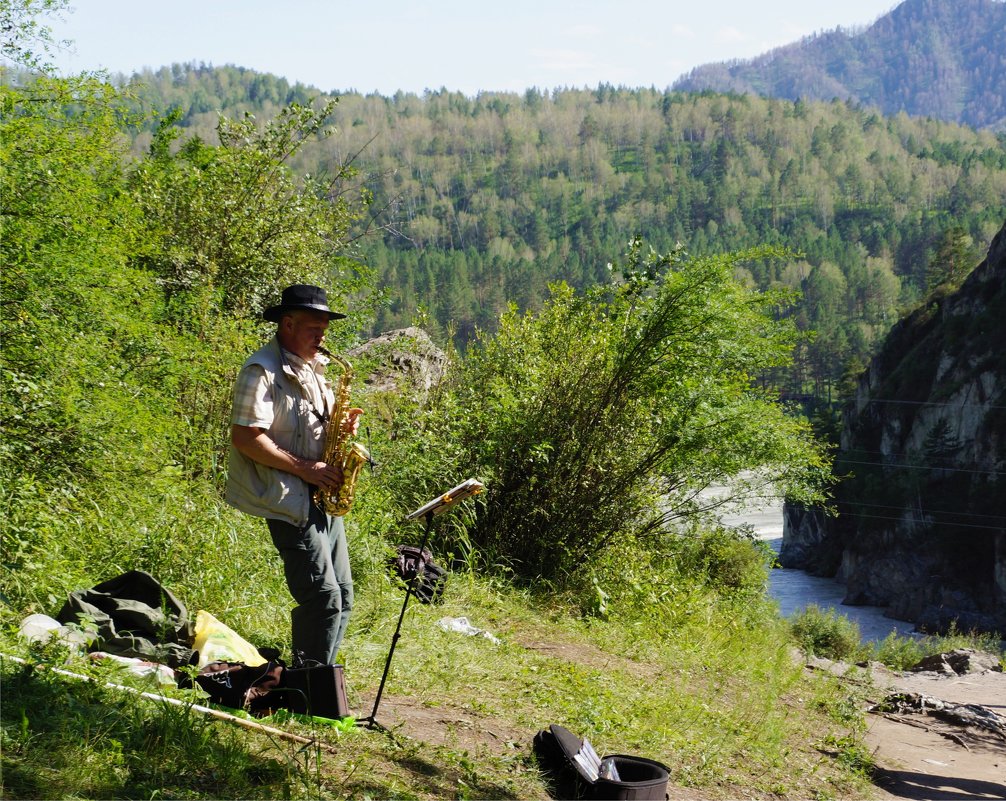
[0,0,68,72]
[387,242,833,582]
[0,73,181,598]
[119,70,1006,391]
[128,100,374,479]
[925,225,977,291]
[802,262,849,397]
[922,418,962,475]
[0,4,376,609]
[131,100,366,330]
[1,74,150,487]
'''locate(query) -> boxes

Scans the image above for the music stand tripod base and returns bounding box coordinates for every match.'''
[358,479,483,730]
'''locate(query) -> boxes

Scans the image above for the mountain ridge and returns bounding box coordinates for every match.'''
[673,0,1006,130]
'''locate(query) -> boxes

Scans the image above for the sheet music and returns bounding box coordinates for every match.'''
[405,478,484,520]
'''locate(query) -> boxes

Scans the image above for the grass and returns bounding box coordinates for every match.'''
[789,604,1005,670]
[5,489,1000,799]
[3,557,884,801]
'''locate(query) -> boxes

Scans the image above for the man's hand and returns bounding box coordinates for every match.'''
[300,460,344,491]
[232,424,345,487]
[342,407,364,438]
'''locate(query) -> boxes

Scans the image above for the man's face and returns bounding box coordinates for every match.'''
[279,310,330,360]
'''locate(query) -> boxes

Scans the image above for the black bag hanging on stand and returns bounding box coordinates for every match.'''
[359,479,483,730]
[390,545,447,604]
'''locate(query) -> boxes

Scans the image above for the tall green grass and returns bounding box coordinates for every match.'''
[789,604,1005,669]
[3,523,880,800]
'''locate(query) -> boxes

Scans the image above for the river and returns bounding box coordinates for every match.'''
[717,497,920,643]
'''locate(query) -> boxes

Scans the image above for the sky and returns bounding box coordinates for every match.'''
[45,0,902,96]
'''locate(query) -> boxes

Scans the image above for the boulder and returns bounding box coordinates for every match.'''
[346,327,447,395]
[910,648,1003,675]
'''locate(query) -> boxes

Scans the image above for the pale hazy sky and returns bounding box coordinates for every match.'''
[46,0,901,95]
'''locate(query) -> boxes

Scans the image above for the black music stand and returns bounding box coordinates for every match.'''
[359,478,483,730]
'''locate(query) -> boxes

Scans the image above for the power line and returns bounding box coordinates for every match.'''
[836,447,971,466]
[859,397,1006,411]
[833,457,1001,478]
[834,510,1006,532]
[834,500,1006,522]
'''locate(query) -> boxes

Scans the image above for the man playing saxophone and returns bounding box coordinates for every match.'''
[226,284,362,665]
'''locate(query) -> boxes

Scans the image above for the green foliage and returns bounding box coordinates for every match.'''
[119,68,1006,386]
[925,225,978,292]
[870,632,928,671]
[672,526,775,600]
[821,733,877,780]
[790,605,868,662]
[130,100,366,328]
[872,625,1006,671]
[0,70,370,610]
[0,659,295,799]
[382,241,832,584]
[0,74,158,497]
[582,522,780,635]
[0,0,69,72]
[121,101,376,478]
[0,19,986,796]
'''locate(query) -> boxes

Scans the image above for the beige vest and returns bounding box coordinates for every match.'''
[225,338,333,526]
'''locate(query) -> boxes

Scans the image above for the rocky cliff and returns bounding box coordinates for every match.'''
[782,221,1006,635]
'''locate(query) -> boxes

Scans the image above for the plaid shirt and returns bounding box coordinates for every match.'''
[231,347,332,461]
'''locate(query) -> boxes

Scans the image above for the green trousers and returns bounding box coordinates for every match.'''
[267,503,353,665]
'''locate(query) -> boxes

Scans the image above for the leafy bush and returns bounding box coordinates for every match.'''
[382,241,832,584]
[871,624,1005,670]
[672,526,774,599]
[0,72,372,619]
[870,632,928,670]
[790,605,867,661]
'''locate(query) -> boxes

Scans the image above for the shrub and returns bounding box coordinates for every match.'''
[382,241,832,585]
[667,525,774,600]
[871,624,1005,670]
[871,632,927,670]
[790,605,866,661]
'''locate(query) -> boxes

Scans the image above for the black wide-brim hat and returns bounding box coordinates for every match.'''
[263,284,346,322]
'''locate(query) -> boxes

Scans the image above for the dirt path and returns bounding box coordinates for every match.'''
[858,662,1006,799]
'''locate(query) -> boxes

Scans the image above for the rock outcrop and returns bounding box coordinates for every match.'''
[346,327,447,395]
[783,221,1006,635]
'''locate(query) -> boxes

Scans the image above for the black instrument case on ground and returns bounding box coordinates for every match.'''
[533,723,670,800]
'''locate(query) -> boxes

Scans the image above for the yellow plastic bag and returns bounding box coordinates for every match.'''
[192,610,266,668]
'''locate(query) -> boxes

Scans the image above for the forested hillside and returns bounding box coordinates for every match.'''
[674,0,1006,132]
[117,63,1006,400]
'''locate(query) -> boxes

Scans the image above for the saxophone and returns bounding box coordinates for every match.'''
[314,348,370,516]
